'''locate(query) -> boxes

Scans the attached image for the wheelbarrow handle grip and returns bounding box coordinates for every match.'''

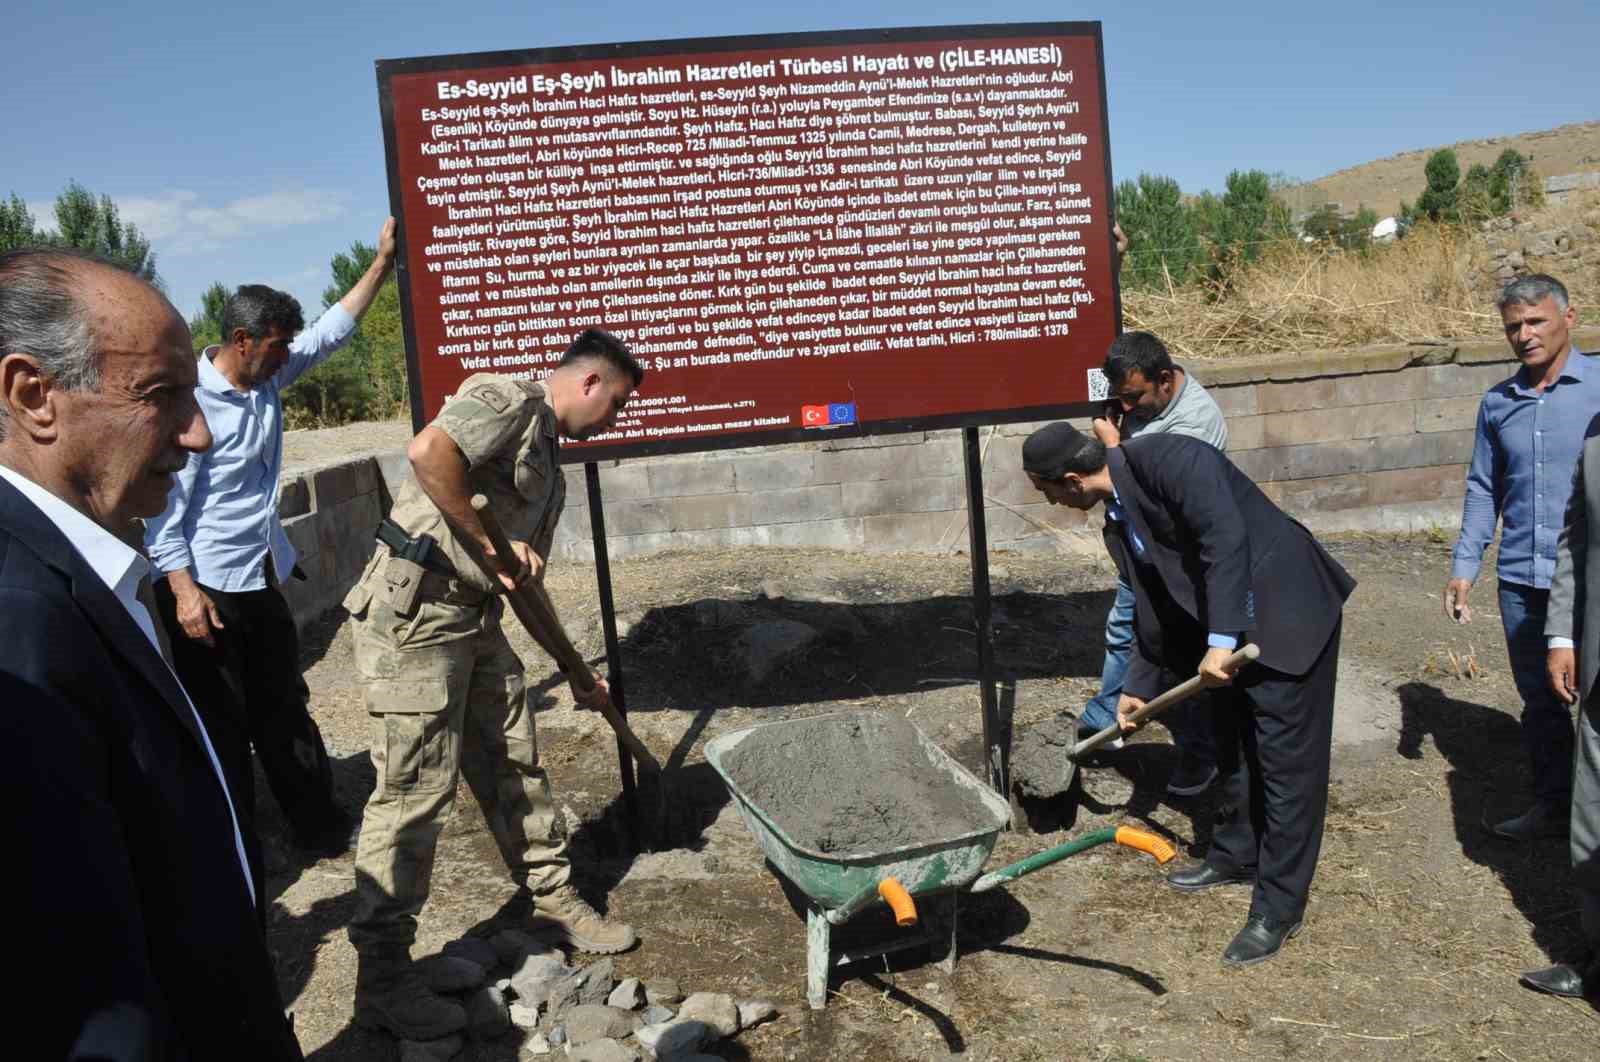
[878,878,918,927]
[1071,643,1260,760]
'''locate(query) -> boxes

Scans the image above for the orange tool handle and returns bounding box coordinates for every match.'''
[1114,826,1177,864]
[878,878,918,927]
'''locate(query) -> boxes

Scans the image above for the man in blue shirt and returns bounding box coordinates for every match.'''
[145,218,396,863]
[1445,274,1591,841]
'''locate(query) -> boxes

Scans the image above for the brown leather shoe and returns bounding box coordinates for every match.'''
[527,884,637,954]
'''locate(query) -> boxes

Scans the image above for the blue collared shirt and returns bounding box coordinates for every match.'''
[1452,348,1600,590]
[146,305,356,590]
[1108,491,1236,649]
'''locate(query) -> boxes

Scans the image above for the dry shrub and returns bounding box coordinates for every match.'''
[1124,190,1600,360]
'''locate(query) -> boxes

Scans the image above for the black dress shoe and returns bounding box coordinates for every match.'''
[1167,861,1255,893]
[1519,955,1597,999]
[1222,915,1302,967]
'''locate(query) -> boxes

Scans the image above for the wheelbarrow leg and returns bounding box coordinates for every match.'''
[940,894,959,974]
[806,906,831,1010]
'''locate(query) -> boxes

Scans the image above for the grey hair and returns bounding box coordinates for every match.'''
[0,248,104,440]
[1498,273,1570,313]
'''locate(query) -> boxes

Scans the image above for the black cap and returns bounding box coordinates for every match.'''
[1022,422,1097,480]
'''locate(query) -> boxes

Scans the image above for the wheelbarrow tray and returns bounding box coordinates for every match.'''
[704,710,1011,913]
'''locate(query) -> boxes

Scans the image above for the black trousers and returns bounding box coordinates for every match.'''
[1205,618,1341,924]
[152,574,337,861]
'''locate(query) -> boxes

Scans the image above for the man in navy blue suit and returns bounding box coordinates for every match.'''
[0,247,302,1059]
[1024,422,1355,966]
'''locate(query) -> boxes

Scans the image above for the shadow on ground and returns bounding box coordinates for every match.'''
[1397,680,1578,959]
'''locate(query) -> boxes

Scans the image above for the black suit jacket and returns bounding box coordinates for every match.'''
[1105,435,1356,698]
[0,476,301,1061]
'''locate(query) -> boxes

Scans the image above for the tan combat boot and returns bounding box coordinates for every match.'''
[353,952,468,1040]
[527,884,637,954]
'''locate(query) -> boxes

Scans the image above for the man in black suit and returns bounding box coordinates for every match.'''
[1023,422,1355,966]
[0,248,303,1059]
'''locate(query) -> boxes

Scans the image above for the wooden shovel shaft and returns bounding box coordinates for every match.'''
[1070,643,1260,760]
[467,495,661,773]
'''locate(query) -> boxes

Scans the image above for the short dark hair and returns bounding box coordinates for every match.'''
[1023,422,1107,479]
[1498,274,1569,313]
[560,327,644,387]
[1102,331,1174,387]
[220,284,304,343]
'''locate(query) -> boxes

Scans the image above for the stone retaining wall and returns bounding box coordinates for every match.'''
[275,327,1599,622]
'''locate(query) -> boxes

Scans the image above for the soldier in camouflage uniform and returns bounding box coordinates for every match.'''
[344,328,643,1041]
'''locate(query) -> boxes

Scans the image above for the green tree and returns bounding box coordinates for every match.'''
[1115,173,1203,290]
[281,237,407,426]
[189,281,230,353]
[1489,148,1541,213]
[1195,169,1293,284]
[0,194,36,253]
[50,181,158,280]
[1416,149,1461,223]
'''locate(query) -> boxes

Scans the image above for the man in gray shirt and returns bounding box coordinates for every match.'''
[1083,330,1230,796]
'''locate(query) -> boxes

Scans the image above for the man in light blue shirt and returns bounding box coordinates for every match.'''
[145,218,396,860]
[1445,274,1593,841]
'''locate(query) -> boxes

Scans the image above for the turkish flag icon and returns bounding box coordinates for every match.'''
[801,404,829,426]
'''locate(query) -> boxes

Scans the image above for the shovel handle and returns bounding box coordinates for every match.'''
[1071,643,1259,760]
[467,496,661,774]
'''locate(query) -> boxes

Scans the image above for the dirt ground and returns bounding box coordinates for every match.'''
[260,534,1600,1061]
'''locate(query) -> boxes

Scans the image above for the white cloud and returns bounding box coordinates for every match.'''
[115,188,347,253]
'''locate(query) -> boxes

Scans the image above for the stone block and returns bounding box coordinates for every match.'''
[812,446,906,484]
[818,430,923,451]
[1226,415,1266,451]
[603,499,673,537]
[984,501,1087,545]
[911,435,966,477]
[278,476,311,519]
[1206,383,1258,417]
[1424,362,1511,398]
[659,493,752,531]
[312,462,361,507]
[1255,377,1337,415]
[987,464,1044,506]
[283,512,318,560]
[1362,464,1468,507]
[1415,397,1480,434]
[762,518,864,550]
[862,510,967,551]
[1259,472,1370,513]
[1260,400,1415,448]
[646,460,735,498]
[1332,367,1428,407]
[1454,339,1515,365]
[730,451,815,491]
[842,475,964,516]
[747,485,844,525]
[375,451,410,495]
[1232,430,1475,485]
[597,462,653,500]
[352,457,382,497]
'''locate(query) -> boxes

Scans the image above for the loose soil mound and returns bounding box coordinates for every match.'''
[720,712,1000,855]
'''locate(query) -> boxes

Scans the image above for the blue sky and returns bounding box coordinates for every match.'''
[7,0,1596,321]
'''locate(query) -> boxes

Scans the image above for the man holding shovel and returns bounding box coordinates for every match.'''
[344,328,642,1041]
[1023,423,1354,966]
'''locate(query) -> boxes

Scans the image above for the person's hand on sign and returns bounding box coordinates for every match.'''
[1092,402,1123,447]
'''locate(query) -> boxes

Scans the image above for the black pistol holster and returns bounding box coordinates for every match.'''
[375,518,452,617]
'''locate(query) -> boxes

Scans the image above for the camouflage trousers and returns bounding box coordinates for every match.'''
[345,573,569,956]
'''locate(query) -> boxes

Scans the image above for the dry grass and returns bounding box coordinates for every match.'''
[1124,191,1600,361]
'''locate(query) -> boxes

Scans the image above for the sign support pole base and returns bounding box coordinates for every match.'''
[584,462,639,834]
[962,427,1008,799]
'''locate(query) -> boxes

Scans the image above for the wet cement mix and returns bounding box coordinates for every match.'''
[721,711,1001,856]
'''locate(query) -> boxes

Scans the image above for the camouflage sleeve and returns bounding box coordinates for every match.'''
[432,374,536,467]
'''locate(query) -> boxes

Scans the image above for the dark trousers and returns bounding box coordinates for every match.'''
[152,575,337,864]
[1205,618,1341,924]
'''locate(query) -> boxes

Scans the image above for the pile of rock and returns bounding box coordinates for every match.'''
[397,928,778,1061]
[1479,211,1600,285]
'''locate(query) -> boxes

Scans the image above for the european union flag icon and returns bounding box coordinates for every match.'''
[828,402,857,425]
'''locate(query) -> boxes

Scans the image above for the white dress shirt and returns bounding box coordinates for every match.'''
[0,464,256,907]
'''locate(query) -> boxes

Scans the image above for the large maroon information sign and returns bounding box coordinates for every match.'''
[377,23,1119,459]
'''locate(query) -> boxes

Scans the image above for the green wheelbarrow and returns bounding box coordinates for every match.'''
[705,711,1176,1009]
